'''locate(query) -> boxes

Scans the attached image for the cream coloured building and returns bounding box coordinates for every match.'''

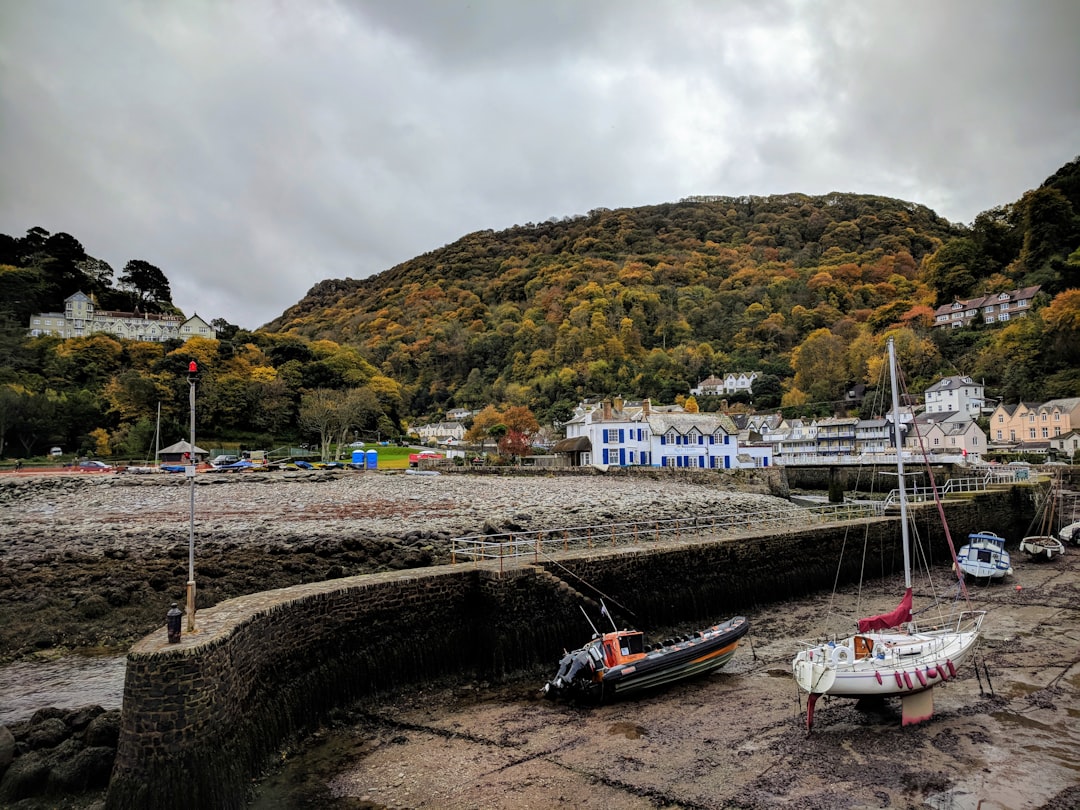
[28,292,215,343]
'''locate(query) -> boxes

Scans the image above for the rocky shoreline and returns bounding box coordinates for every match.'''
[0,469,793,662]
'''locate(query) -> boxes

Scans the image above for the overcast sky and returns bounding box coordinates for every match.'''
[2,0,1078,331]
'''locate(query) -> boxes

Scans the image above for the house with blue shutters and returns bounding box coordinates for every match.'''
[554,398,771,469]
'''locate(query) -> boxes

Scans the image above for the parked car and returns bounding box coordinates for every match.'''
[210,459,254,473]
[79,460,113,471]
[211,454,240,467]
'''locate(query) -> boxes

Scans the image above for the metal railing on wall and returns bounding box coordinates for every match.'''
[450,501,882,572]
[880,470,1040,510]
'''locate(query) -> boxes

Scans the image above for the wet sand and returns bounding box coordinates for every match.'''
[250,549,1080,810]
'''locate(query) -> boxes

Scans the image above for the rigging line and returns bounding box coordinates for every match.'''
[537,551,639,621]
[894,356,970,604]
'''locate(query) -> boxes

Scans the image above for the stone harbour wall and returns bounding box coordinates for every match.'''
[104,489,1028,810]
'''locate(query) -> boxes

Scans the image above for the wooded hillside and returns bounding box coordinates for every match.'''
[265,158,1080,424]
[1,158,1077,458]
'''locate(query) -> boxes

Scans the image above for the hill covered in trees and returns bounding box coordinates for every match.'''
[266,157,1080,424]
[1,158,1078,459]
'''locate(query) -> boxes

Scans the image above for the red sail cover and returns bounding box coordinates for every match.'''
[858,588,913,632]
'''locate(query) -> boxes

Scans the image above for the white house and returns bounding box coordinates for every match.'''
[691,372,757,397]
[28,291,215,343]
[910,411,986,460]
[414,421,467,444]
[556,398,770,469]
[924,375,984,418]
[1049,428,1080,460]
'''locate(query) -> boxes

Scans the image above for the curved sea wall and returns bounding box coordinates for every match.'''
[105,489,1027,809]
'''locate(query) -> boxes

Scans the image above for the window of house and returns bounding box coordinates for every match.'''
[1000,313,1010,321]
[1054,412,1060,421]
[1000,301,1009,310]
[1010,431,1017,440]
[1042,428,1049,438]
[1029,429,1037,439]
[997,415,1003,423]
[985,315,995,323]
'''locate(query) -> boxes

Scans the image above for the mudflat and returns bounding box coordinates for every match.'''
[251,550,1080,810]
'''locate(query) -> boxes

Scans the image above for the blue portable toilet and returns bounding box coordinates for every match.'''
[351,449,364,465]
[365,449,377,470]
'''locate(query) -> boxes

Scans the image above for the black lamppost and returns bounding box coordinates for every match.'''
[186,359,198,631]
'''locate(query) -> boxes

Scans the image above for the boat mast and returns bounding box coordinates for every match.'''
[888,338,913,591]
[153,402,161,463]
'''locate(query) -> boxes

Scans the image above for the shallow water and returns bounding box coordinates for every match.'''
[0,654,126,725]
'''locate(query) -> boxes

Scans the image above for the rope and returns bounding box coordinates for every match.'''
[538,550,639,621]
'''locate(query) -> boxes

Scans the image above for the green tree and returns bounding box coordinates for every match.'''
[119,260,172,311]
[923,238,982,305]
[298,389,341,460]
[791,329,849,407]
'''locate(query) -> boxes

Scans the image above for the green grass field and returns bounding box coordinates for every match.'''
[339,444,419,470]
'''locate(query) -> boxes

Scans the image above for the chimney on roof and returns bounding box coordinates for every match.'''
[642,399,651,417]
[602,400,612,421]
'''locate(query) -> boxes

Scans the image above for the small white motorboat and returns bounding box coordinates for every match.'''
[954,531,1013,581]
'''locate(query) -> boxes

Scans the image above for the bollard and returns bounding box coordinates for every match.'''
[166,602,183,643]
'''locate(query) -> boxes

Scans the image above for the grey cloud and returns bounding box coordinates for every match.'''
[1,0,1076,331]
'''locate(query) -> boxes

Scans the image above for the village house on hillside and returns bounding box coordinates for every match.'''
[986,398,1080,454]
[924,375,986,418]
[28,291,215,343]
[932,285,1041,330]
[413,421,467,444]
[909,411,986,459]
[420,372,1067,468]
[690,372,757,397]
[553,398,771,469]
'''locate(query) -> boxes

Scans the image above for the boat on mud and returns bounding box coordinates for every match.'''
[955,531,1013,581]
[1019,533,1066,559]
[1060,521,1080,546]
[543,611,749,702]
[1018,471,1067,560]
[791,338,985,729]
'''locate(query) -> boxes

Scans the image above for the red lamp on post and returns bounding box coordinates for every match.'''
[185,359,199,631]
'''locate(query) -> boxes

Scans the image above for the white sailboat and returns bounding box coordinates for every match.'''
[792,338,985,730]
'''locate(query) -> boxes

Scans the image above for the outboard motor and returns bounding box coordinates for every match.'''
[543,648,593,698]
